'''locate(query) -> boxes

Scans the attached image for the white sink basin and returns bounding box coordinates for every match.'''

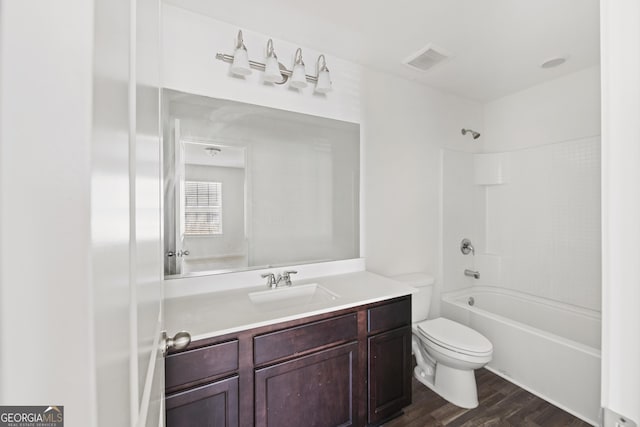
[248,283,339,311]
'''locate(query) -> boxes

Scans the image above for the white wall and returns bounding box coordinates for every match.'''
[483,66,601,152]
[462,67,602,311]
[361,69,483,317]
[249,137,333,266]
[600,0,640,424]
[0,2,97,426]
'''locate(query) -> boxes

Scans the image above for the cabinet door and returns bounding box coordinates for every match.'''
[255,342,358,427]
[368,327,412,425]
[166,376,238,427]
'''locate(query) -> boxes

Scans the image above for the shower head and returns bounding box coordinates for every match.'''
[461,128,481,140]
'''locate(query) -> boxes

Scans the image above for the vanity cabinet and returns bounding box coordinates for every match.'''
[253,313,359,427]
[366,298,412,425]
[165,339,240,427]
[165,296,411,427]
[255,342,359,427]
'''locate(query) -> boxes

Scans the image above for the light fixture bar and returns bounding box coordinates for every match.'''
[215,53,319,83]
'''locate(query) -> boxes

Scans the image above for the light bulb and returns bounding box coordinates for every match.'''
[230,30,251,76]
[290,48,307,89]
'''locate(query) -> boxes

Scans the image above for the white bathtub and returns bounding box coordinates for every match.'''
[441,286,601,425]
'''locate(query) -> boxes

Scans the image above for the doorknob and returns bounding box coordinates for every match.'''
[162,331,191,354]
[167,250,190,257]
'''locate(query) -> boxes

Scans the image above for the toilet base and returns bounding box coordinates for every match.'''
[414,363,480,409]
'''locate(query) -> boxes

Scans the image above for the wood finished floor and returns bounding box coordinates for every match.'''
[383,368,592,427]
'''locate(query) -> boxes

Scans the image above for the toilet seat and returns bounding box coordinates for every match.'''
[416,318,492,357]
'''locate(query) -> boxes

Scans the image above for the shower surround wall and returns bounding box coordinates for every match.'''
[481,138,601,310]
[444,66,601,312]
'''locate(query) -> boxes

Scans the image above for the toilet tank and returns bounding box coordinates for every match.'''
[392,273,435,323]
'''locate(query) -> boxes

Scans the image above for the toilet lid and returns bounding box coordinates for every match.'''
[417,318,493,356]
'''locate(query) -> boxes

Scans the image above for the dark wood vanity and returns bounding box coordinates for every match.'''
[165,295,412,427]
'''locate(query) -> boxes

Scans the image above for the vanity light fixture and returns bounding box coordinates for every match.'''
[215,30,332,92]
[314,54,332,93]
[289,48,308,88]
[263,39,283,83]
[230,30,251,76]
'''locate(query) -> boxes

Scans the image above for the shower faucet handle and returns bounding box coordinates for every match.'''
[461,238,475,255]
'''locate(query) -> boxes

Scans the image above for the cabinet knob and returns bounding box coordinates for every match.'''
[163,331,191,354]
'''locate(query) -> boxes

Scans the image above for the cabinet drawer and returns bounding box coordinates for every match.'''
[166,339,238,391]
[367,297,411,335]
[254,313,357,366]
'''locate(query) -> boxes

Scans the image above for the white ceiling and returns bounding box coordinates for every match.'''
[165,0,600,102]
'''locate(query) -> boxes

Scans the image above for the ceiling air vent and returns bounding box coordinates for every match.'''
[402,44,451,72]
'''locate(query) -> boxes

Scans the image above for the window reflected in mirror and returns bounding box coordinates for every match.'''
[184,180,223,236]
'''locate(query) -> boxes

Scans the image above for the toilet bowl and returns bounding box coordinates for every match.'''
[393,273,493,409]
[413,317,492,408]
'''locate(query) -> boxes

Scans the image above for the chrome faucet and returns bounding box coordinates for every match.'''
[280,270,298,286]
[261,273,279,289]
[261,270,298,289]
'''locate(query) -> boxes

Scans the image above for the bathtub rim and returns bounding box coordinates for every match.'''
[442,286,601,357]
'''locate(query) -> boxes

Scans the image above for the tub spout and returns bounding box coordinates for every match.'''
[464,269,480,279]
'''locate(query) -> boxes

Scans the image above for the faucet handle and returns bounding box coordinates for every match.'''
[281,270,298,286]
[460,238,475,255]
[261,273,277,288]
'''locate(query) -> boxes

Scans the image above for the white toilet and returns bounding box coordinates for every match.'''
[394,273,493,409]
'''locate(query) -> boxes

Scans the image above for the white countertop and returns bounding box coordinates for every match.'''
[165,271,416,342]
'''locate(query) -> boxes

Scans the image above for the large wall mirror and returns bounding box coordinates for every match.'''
[163,90,360,278]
